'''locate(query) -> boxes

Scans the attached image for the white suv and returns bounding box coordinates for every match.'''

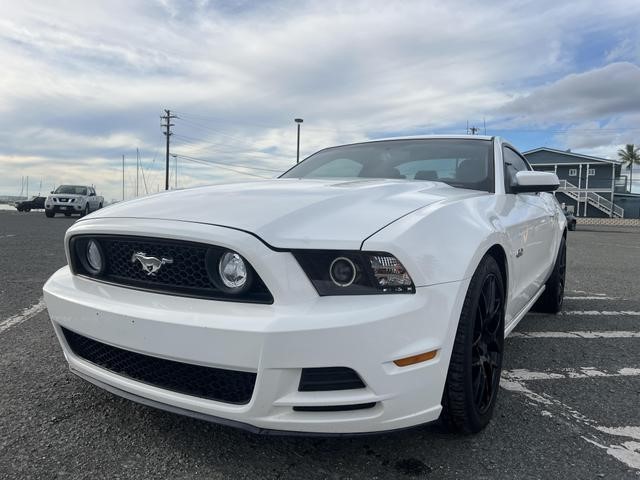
[45,185,103,218]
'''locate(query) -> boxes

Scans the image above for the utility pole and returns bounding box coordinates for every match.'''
[136,148,140,197]
[26,176,29,199]
[161,109,177,190]
[469,126,479,135]
[122,155,125,201]
[295,118,304,163]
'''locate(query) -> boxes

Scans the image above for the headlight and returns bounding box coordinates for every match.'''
[219,251,248,289]
[74,238,105,275]
[369,254,413,289]
[206,249,253,294]
[329,257,357,287]
[86,240,103,272]
[294,251,414,295]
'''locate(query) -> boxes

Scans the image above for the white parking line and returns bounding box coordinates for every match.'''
[567,290,608,296]
[0,298,46,334]
[509,331,640,339]
[503,367,640,381]
[564,296,619,300]
[0,234,16,239]
[562,311,640,316]
[501,376,640,470]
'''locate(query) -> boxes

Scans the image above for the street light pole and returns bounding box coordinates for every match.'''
[295,118,304,163]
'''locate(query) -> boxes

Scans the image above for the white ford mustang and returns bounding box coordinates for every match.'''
[43,135,567,435]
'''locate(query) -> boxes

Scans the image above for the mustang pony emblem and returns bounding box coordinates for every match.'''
[131,252,173,276]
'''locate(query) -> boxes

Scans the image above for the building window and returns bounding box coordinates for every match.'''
[588,168,595,176]
[568,168,577,176]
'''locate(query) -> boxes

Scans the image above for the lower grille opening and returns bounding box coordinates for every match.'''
[293,403,376,412]
[61,327,256,405]
[298,367,366,392]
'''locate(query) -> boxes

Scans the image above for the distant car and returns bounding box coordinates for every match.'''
[15,196,46,212]
[563,209,577,231]
[45,185,103,218]
[44,136,566,435]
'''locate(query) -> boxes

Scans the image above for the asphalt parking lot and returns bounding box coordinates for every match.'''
[0,210,639,479]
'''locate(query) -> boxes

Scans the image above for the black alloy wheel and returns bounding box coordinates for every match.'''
[533,236,567,314]
[555,242,566,307]
[471,273,503,414]
[441,254,505,433]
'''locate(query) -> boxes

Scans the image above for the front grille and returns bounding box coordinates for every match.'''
[299,367,366,392]
[104,237,211,289]
[62,327,256,404]
[69,235,273,303]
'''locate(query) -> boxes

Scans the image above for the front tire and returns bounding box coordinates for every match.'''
[80,205,89,217]
[533,236,566,313]
[441,255,505,433]
[45,210,54,218]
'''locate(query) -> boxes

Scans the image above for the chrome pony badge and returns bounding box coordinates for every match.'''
[131,252,173,276]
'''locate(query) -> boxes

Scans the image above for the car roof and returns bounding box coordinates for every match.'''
[364,134,494,142]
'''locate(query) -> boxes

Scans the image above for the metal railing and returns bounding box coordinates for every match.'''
[557,179,624,218]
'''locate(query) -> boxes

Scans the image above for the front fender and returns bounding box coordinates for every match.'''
[361,195,510,288]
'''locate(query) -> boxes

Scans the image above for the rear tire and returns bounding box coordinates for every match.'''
[440,255,505,433]
[533,236,566,314]
[45,211,54,218]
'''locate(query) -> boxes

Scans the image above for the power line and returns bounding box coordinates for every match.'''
[172,134,285,162]
[175,154,273,178]
[173,150,282,173]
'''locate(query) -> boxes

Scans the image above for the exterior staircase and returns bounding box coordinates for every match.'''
[558,179,624,218]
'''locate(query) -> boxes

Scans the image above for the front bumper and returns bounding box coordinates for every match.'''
[46,203,84,213]
[43,219,468,434]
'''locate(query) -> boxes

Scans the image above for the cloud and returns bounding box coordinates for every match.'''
[499,62,640,123]
[2,0,640,200]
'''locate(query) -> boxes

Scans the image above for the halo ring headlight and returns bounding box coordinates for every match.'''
[329,257,357,287]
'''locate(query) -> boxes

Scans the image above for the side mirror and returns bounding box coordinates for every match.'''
[50,191,54,194]
[512,171,559,193]
[90,192,96,196]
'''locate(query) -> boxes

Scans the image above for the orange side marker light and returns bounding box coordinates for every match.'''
[393,350,438,367]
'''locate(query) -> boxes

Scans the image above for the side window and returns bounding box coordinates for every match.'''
[503,147,531,192]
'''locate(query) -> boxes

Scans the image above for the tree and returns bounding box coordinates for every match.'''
[617,144,640,193]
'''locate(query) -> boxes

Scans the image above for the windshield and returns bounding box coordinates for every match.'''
[55,185,87,195]
[281,139,494,192]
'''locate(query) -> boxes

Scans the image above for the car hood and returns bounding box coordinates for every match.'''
[49,193,85,199]
[86,179,484,249]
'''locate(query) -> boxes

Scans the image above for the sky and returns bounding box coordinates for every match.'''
[1,0,640,201]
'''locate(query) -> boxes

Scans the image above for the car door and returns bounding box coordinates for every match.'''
[502,147,557,318]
